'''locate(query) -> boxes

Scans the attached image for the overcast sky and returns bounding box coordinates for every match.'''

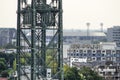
[0,0,120,30]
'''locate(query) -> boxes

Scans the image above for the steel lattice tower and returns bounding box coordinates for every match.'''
[16,0,63,80]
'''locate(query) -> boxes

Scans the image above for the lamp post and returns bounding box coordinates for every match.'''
[100,23,103,32]
[86,22,90,37]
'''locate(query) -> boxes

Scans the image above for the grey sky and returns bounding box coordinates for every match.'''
[0,0,120,30]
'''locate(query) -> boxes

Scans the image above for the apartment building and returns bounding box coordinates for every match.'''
[0,28,16,46]
[67,42,119,62]
[67,42,120,80]
[107,26,120,47]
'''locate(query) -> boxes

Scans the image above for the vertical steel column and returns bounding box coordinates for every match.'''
[17,0,21,80]
[58,0,63,80]
[41,0,46,77]
[31,0,36,80]
[41,21,46,77]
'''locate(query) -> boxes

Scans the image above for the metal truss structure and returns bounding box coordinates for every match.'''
[16,0,63,80]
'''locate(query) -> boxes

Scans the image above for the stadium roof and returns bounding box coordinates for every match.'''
[63,30,106,36]
[26,30,106,37]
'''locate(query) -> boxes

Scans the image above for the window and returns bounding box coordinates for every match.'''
[97,57,101,61]
[93,54,95,56]
[76,50,79,53]
[76,53,79,56]
[116,50,120,54]
[97,53,101,56]
[88,53,91,56]
[102,57,105,61]
[106,50,111,54]
[92,57,95,60]
[88,50,91,53]
[71,54,73,56]
[116,54,120,57]
[80,54,83,56]
[106,53,111,56]
[102,54,104,56]
[102,50,105,53]
[106,57,111,61]
[97,50,101,53]
[84,54,86,56]
[79,50,83,53]
[84,50,87,53]
[74,54,76,56]
[116,57,120,61]
[93,50,96,53]
[73,50,76,52]
[112,50,115,53]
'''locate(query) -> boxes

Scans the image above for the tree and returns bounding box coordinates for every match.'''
[79,66,104,80]
[0,61,6,72]
[64,65,104,80]
[3,43,16,49]
[1,71,9,78]
[0,58,6,63]
[64,65,81,80]
[20,58,26,65]
[46,49,58,75]
[13,59,16,71]
[0,58,7,72]
[20,53,31,65]
[8,53,15,68]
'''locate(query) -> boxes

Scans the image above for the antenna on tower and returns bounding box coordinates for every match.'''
[100,23,103,32]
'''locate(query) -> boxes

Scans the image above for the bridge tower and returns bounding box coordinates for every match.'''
[16,0,63,80]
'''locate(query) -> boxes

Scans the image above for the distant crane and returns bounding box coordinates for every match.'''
[16,0,63,80]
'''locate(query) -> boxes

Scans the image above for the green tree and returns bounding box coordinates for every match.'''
[64,65,81,80]
[13,59,16,71]
[46,49,58,75]
[0,58,7,72]
[20,53,31,65]
[1,71,9,77]
[20,58,26,65]
[3,43,16,49]
[0,58,6,62]
[64,65,104,80]
[0,61,6,72]
[79,66,104,80]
